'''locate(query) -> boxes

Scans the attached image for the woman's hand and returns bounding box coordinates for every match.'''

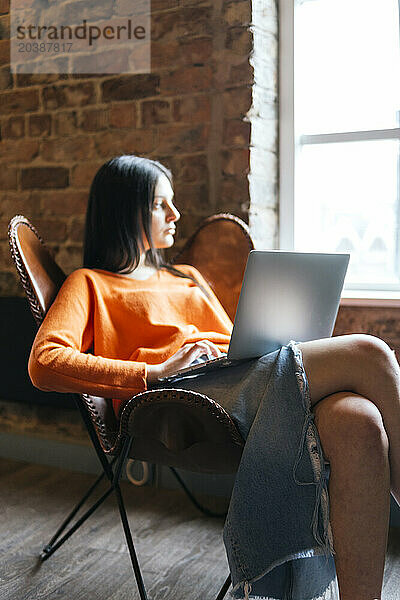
[147,340,222,384]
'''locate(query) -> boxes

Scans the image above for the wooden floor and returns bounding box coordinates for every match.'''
[0,458,399,600]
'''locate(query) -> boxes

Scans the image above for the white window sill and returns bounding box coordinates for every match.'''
[340,291,400,308]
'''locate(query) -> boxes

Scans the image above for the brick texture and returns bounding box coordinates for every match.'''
[43,83,96,110]
[2,116,25,139]
[109,102,136,129]
[1,0,278,294]
[0,66,12,90]
[101,75,160,101]
[29,114,51,138]
[0,89,39,114]
[21,168,69,189]
[0,40,9,66]
[0,1,10,16]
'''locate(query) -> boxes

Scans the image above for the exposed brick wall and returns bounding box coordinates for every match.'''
[0,0,280,296]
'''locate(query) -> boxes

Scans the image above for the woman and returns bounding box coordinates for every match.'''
[29,155,400,600]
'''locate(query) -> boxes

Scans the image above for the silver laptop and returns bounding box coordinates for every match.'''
[158,249,349,383]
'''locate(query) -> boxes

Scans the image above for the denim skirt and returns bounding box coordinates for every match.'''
[160,341,338,600]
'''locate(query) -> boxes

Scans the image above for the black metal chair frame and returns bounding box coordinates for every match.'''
[8,214,250,600]
[39,395,231,600]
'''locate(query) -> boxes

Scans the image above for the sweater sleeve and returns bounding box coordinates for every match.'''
[28,270,147,400]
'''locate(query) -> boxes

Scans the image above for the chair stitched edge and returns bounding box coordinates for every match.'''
[8,215,47,326]
[117,388,245,449]
[80,393,118,453]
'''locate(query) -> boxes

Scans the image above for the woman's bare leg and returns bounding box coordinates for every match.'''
[312,391,390,600]
[298,334,398,599]
[299,334,400,504]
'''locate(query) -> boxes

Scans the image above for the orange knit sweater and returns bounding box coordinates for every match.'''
[28,265,233,415]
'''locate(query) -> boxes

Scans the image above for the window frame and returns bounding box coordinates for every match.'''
[278,0,400,299]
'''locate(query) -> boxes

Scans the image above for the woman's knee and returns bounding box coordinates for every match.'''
[299,334,397,406]
[349,332,391,356]
[344,334,396,374]
[313,392,389,461]
[347,335,399,396]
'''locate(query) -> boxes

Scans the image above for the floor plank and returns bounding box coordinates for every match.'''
[0,458,399,600]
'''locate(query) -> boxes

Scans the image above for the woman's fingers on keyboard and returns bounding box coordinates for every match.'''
[200,340,222,357]
[181,342,212,361]
[193,341,220,358]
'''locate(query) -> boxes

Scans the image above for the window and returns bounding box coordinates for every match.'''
[279,0,400,295]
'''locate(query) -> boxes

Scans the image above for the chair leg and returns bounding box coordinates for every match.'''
[40,404,149,599]
[40,487,114,561]
[39,435,229,600]
[40,456,118,560]
[41,469,107,553]
[114,482,148,600]
[216,575,231,600]
[112,437,149,600]
[39,407,221,600]
[169,467,227,518]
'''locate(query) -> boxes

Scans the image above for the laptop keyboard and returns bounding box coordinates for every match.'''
[158,352,228,382]
[190,352,227,366]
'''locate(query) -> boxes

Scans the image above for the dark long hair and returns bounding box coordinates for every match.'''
[83,155,208,294]
[84,155,172,272]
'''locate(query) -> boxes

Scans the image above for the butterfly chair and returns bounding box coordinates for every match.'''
[8,213,254,600]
